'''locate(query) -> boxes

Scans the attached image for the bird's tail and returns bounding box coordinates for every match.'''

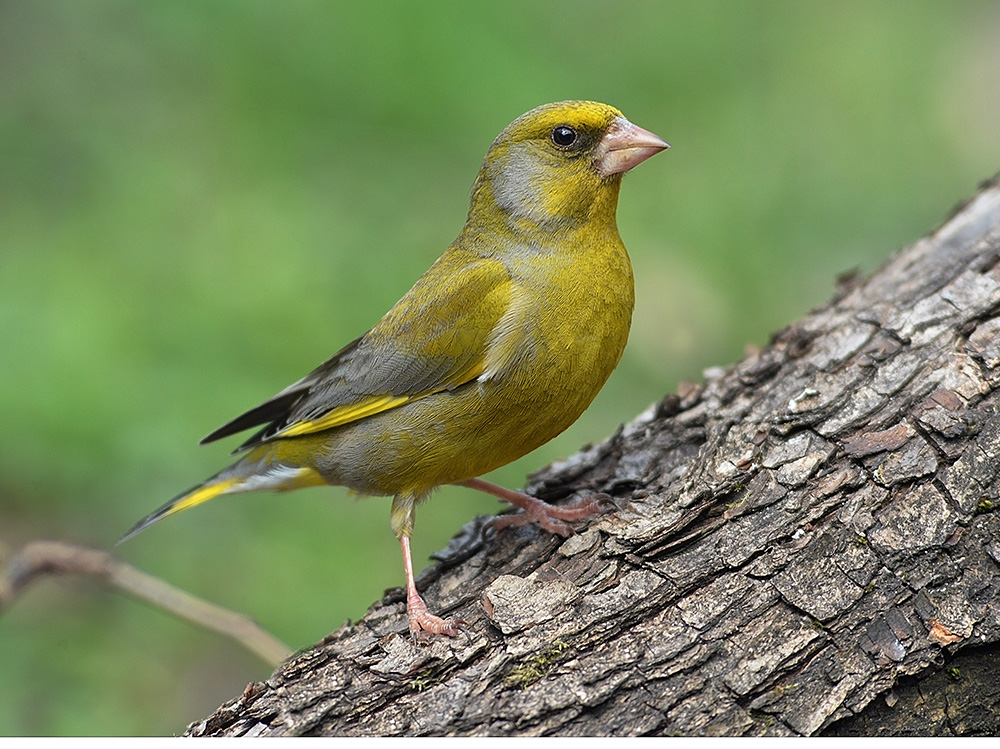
[118,477,240,544]
[118,454,327,544]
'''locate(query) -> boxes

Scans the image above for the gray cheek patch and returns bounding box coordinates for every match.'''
[491,147,547,223]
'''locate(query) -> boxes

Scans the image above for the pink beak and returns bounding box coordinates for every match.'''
[594,116,670,178]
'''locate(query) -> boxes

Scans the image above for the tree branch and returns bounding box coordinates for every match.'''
[182,173,1000,736]
[0,540,291,667]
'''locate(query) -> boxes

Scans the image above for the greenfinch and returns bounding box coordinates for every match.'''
[123,101,668,637]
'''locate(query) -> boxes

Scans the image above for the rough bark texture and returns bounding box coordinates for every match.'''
[189,176,1000,737]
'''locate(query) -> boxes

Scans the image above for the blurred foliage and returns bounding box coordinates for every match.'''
[1,0,998,736]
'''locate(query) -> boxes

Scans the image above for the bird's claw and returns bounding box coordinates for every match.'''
[488,492,615,538]
[406,596,469,642]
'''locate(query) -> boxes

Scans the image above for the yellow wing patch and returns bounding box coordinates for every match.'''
[276,393,413,438]
[275,356,488,440]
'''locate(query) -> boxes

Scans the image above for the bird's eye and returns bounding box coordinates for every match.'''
[551,125,578,148]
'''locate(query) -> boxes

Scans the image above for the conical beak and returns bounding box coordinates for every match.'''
[594,116,670,178]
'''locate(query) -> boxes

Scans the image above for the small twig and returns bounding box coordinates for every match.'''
[0,539,291,667]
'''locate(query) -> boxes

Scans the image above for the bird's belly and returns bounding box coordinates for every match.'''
[309,318,627,497]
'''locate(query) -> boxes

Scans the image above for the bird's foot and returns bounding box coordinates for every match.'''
[488,492,613,536]
[398,534,468,641]
[460,478,615,537]
[406,594,467,642]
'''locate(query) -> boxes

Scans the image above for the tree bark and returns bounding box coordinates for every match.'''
[188,175,1000,737]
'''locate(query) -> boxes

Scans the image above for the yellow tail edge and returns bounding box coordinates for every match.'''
[117,478,239,544]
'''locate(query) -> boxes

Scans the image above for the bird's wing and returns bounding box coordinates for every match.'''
[201,253,514,451]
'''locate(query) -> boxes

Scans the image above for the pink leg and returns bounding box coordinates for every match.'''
[459,478,612,537]
[399,535,464,639]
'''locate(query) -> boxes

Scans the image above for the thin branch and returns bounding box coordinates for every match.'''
[0,539,291,667]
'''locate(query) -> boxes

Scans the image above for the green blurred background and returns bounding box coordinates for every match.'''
[1,0,998,736]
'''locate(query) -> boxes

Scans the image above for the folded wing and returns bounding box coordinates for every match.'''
[201,253,513,452]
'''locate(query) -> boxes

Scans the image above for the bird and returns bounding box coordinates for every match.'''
[121,100,668,638]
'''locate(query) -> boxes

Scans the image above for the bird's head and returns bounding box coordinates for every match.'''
[469,100,668,235]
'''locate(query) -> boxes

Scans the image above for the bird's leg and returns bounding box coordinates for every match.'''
[390,492,464,639]
[398,535,464,639]
[459,478,613,537]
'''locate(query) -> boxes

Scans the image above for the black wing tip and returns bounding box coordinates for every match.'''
[198,413,258,446]
[199,391,304,446]
[199,419,245,445]
[198,431,221,446]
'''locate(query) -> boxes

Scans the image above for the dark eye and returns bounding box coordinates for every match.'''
[551,125,578,148]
